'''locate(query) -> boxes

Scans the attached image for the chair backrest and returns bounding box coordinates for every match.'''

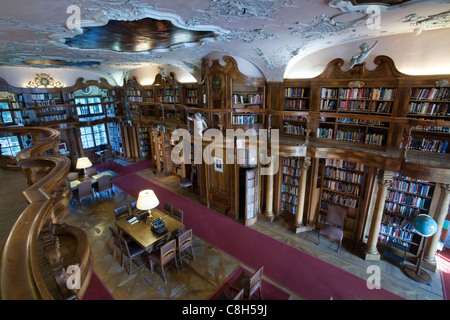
[68,172,79,181]
[130,200,137,211]
[104,148,114,160]
[177,229,192,252]
[118,233,131,258]
[233,288,244,300]
[114,204,129,220]
[77,181,93,198]
[164,202,173,216]
[249,266,264,297]
[97,174,111,189]
[160,239,176,265]
[326,204,347,228]
[109,227,122,251]
[85,167,97,177]
[173,208,183,222]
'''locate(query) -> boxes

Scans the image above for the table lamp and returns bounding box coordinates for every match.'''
[136,189,159,219]
[402,214,438,284]
[76,157,92,181]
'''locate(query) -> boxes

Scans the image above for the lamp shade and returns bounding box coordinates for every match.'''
[136,189,159,211]
[76,157,92,169]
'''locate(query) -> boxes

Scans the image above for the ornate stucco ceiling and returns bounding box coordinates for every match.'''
[0,0,449,84]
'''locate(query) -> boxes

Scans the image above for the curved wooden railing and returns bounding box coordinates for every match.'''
[0,127,92,300]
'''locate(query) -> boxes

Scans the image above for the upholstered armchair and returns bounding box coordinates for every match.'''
[318,204,348,252]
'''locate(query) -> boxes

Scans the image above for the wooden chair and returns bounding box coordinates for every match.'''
[93,174,112,197]
[67,172,79,181]
[179,166,195,193]
[103,148,115,167]
[229,266,264,300]
[176,229,195,268]
[163,202,173,216]
[318,204,348,252]
[118,233,145,276]
[172,207,183,223]
[233,288,245,300]
[85,167,97,178]
[129,200,137,214]
[109,227,124,266]
[147,239,179,283]
[74,181,94,206]
[114,204,130,221]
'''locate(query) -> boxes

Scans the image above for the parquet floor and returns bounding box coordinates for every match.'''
[0,162,445,300]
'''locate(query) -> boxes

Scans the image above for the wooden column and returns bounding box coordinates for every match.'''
[364,171,394,260]
[262,164,275,222]
[295,157,311,233]
[423,184,450,271]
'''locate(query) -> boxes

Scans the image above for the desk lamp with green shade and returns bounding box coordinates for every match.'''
[76,157,92,181]
[136,189,159,220]
[402,214,438,284]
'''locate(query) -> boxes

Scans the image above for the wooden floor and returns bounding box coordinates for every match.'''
[0,163,445,300]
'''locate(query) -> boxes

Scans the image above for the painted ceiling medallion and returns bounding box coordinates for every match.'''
[26,73,64,88]
[65,17,219,53]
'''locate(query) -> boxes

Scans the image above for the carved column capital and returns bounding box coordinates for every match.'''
[300,157,311,171]
[440,183,450,194]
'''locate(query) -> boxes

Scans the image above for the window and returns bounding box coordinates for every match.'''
[0,136,21,156]
[0,102,13,124]
[80,124,108,149]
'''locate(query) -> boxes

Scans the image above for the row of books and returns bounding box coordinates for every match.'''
[282,165,302,177]
[282,175,299,186]
[284,99,308,109]
[317,127,333,139]
[232,114,257,125]
[407,102,448,115]
[283,115,308,121]
[410,87,450,101]
[31,93,62,100]
[325,159,365,172]
[381,215,414,230]
[280,201,297,214]
[384,202,422,218]
[324,167,364,184]
[185,97,198,104]
[365,133,384,146]
[340,88,396,100]
[185,89,198,97]
[128,96,143,102]
[39,114,68,122]
[322,190,358,208]
[232,94,263,104]
[386,191,429,208]
[283,157,303,167]
[389,180,432,197]
[412,125,449,132]
[283,124,306,135]
[379,225,415,243]
[335,130,365,143]
[285,87,309,98]
[281,193,298,205]
[323,178,361,195]
[281,184,298,196]
[409,138,448,153]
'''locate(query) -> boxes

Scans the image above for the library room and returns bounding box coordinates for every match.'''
[0,0,449,304]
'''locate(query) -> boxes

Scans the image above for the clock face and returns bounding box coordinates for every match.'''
[40,78,49,85]
[212,76,222,94]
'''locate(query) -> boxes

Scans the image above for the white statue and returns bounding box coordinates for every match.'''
[349,41,378,69]
[187,112,208,138]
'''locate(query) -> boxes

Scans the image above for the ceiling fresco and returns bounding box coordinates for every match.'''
[0,0,449,83]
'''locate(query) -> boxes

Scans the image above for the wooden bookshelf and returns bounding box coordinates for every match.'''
[379,173,436,255]
[318,158,368,241]
[282,84,310,137]
[317,86,395,148]
[407,85,450,154]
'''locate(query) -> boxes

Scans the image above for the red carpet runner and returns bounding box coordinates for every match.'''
[437,247,450,300]
[106,161,404,300]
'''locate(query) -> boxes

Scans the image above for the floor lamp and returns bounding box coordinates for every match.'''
[76,157,92,181]
[136,189,160,220]
[402,214,438,284]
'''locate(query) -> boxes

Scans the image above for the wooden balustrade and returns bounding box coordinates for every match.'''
[0,127,93,300]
